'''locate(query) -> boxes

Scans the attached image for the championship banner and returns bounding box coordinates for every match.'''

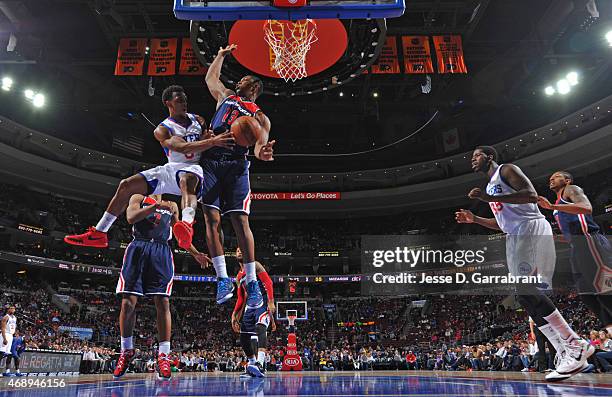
[250,192,341,200]
[371,36,400,74]
[147,38,178,76]
[114,38,147,76]
[433,35,468,74]
[179,38,207,75]
[402,36,434,74]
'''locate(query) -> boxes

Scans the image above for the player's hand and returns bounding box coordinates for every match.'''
[202,129,215,140]
[218,44,237,57]
[211,132,235,149]
[537,196,554,210]
[2,339,7,346]
[455,209,475,224]
[468,187,491,202]
[267,301,276,315]
[231,317,240,333]
[194,252,212,269]
[257,140,275,161]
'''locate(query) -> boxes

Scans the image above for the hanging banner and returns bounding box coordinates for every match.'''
[147,38,178,76]
[179,38,207,75]
[433,35,468,74]
[402,36,434,74]
[114,38,147,76]
[442,128,460,152]
[371,36,400,74]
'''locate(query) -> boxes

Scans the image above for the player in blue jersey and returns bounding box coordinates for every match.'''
[2,330,24,377]
[113,194,211,380]
[64,85,234,249]
[203,44,276,307]
[538,171,611,334]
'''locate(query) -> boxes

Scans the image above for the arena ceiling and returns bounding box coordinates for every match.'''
[0,0,610,173]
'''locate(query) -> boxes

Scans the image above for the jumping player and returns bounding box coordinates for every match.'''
[3,330,25,376]
[113,194,211,380]
[229,247,276,378]
[538,171,611,334]
[455,146,593,381]
[64,85,234,249]
[0,306,16,362]
[203,44,275,306]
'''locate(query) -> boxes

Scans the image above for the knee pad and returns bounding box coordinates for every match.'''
[256,324,268,348]
[240,333,255,357]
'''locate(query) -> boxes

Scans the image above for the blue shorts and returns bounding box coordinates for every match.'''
[240,304,270,334]
[200,158,251,216]
[116,239,174,296]
[570,232,612,295]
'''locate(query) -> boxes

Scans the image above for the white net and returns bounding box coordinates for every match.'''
[263,19,318,82]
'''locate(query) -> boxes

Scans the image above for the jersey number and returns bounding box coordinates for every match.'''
[222,109,241,125]
[183,134,199,159]
[489,202,503,214]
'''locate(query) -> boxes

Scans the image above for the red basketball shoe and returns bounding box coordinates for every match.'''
[113,349,135,379]
[172,221,193,250]
[156,353,172,380]
[64,227,108,248]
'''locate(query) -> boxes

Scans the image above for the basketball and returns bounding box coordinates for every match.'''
[231,116,262,147]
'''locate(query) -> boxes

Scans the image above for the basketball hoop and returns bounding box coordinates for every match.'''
[287,315,297,327]
[263,19,318,82]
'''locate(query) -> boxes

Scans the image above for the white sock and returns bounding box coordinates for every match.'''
[213,256,228,278]
[181,207,195,224]
[159,341,171,355]
[15,369,20,374]
[121,336,133,351]
[543,310,580,341]
[95,212,117,233]
[248,357,257,365]
[538,323,563,352]
[257,351,266,366]
[245,262,257,283]
[4,369,9,373]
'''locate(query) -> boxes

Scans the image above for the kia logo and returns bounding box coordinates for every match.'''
[285,358,299,366]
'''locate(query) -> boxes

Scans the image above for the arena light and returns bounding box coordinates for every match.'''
[566,71,579,86]
[556,79,571,95]
[24,89,35,100]
[606,30,612,46]
[1,77,13,91]
[544,86,555,96]
[32,93,45,108]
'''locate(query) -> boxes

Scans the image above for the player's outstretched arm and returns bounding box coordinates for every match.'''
[205,44,237,104]
[455,209,501,231]
[154,125,234,155]
[253,112,275,161]
[538,185,592,215]
[126,194,159,224]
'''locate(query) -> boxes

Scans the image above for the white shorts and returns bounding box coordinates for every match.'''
[139,162,203,197]
[0,334,13,354]
[506,218,556,290]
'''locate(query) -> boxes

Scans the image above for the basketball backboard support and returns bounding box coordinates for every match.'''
[174,0,405,21]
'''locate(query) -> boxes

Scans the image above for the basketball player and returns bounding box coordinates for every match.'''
[64,85,234,250]
[229,247,276,378]
[455,146,593,381]
[113,193,211,380]
[538,171,611,334]
[0,306,16,363]
[3,330,25,376]
[203,44,275,306]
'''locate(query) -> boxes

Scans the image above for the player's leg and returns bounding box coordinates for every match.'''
[173,167,203,249]
[64,172,150,247]
[12,357,20,376]
[240,309,264,378]
[230,213,262,307]
[3,355,10,375]
[203,207,234,304]
[153,295,172,380]
[255,324,268,372]
[114,294,138,379]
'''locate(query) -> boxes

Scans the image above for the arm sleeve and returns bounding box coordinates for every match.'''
[258,271,274,301]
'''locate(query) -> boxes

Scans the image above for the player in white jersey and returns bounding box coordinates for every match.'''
[64,85,234,250]
[455,146,593,382]
[0,306,16,358]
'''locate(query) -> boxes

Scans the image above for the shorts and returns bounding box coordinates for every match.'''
[240,304,270,334]
[116,239,174,296]
[0,334,13,355]
[570,233,612,295]
[139,162,203,197]
[200,158,251,216]
[506,218,555,291]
